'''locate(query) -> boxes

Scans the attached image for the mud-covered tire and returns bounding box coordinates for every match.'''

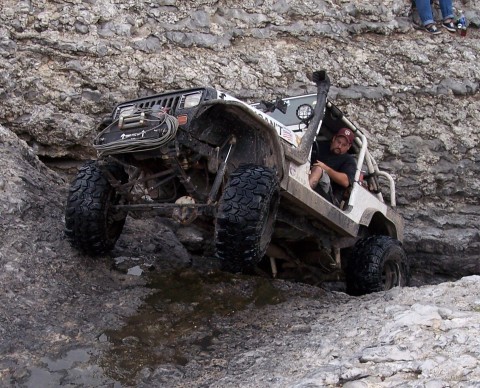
[345,236,410,296]
[64,160,127,255]
[215,164,280,274]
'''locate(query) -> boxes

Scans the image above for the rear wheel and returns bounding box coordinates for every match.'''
[215,164,280,273]
[345,236,410,296]
[65,161,128,255]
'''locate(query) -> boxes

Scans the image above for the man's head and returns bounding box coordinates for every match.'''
[330,127,354,155]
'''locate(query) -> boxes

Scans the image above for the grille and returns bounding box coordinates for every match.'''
[136,95,181,111]
[114,93,184,120]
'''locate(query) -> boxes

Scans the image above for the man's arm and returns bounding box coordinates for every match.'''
[311,161,350,188]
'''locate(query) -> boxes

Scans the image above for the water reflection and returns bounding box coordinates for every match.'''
[100,268,285,384]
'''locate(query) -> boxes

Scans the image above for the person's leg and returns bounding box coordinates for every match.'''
[309,166,324,190]
[414,0,435,25]
[310,166,334,202]
[439,0,456,31]
[439,0,454,20]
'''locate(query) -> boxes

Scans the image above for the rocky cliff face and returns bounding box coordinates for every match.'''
[1,1,480,386]
[1,0,479,279]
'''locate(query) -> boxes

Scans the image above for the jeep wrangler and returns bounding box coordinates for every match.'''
[65,70,410,295]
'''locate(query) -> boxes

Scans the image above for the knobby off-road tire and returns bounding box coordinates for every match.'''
[345,235,410,296]
[65,161,127,255]
[215,164,280,274]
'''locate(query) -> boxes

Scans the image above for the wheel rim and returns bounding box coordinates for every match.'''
[382,260,401,290]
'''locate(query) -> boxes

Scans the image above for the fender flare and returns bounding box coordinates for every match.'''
[196,99,287,180]
[359,208,404,241]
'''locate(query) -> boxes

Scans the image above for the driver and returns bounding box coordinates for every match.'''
[309,127,356,206]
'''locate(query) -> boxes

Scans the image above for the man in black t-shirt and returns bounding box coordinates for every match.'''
[309,127,357,206]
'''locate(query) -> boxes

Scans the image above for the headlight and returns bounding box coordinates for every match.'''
[113,104,136,120]
[118,105,136,118]
[180,91,203,109]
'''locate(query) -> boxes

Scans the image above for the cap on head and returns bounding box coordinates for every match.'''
[336,127,355,145]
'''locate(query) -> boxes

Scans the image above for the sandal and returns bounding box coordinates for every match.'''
[442,20,456,32]
[425,23,441,34]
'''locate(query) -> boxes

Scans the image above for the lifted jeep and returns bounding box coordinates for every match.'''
[65,70,409,295]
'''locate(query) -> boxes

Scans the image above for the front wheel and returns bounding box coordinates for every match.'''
[215,164,280,274]
[345,236,410,296]
[64,161,128,255]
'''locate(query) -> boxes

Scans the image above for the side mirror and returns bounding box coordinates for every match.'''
[274,97,288,114]
[259,97,288,114]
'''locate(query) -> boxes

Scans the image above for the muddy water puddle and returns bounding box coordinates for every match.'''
[99,269,287,384]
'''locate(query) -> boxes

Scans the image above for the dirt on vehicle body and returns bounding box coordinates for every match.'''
[65,70,409,295]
